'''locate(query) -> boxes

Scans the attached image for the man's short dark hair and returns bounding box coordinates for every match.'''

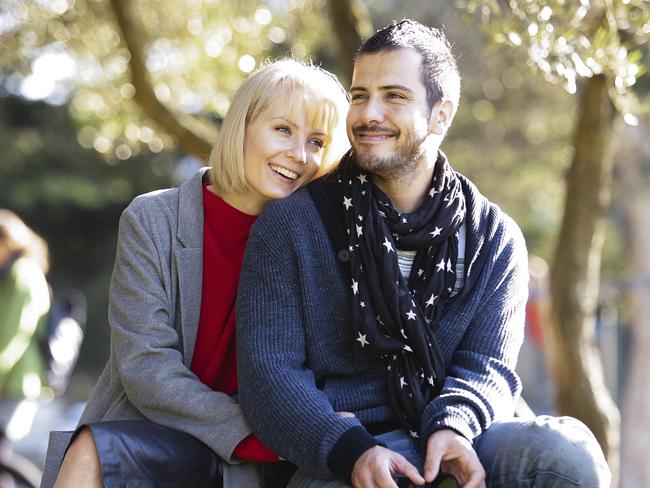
[356,19,461,113]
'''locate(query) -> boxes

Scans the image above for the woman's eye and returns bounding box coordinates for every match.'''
[309,138,325,148]
[276,125,291,134]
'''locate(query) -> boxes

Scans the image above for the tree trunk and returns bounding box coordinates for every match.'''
[548,74,620,481]
[326,0,373,84]
[108,0,213,160]
[620,193,650,487]
[618,121,650,487]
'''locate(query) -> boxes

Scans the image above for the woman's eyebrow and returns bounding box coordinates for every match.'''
[270,116,295,125]
[270,117,327,135]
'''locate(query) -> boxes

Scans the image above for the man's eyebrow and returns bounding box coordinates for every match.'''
[381,84,415,93]
[349,85,415,94]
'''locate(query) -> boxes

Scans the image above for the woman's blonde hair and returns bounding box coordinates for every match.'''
[209,58,349,193]
[0,209,49,273]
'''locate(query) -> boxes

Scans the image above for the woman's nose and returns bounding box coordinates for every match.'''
[286,140,307,164]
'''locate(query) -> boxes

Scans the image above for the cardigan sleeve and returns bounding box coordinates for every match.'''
[420,213,528,443]
[105,201,252,463]
[236,203,379,480]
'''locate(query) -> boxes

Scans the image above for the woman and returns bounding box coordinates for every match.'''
[43,59,349,488]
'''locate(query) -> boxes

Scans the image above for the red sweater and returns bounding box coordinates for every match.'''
[190,183,278,462]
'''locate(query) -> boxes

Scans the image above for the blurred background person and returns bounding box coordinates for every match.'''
[0,209,50,413]
[0,209,51,487]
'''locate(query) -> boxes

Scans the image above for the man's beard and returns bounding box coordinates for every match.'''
[352,126,427,179]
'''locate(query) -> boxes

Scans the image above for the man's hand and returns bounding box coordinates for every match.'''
[351,445,425,488]
[424,430,486,488]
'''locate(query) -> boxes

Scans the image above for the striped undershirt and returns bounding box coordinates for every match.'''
[396,223,466,297]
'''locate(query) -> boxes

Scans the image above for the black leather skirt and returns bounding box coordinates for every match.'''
[84,420,222,488]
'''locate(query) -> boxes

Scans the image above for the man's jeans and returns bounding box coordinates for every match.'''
[287,415,611,487]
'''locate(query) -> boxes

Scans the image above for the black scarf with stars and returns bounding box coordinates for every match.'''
[337,149,466,438]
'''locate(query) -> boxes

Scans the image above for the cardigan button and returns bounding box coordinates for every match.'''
[337,249,350,263]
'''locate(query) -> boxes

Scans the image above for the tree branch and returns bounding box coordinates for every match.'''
[327,0,373,84]
[108,0,213,160]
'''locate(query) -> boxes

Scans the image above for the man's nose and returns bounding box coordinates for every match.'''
[359,97,385,126]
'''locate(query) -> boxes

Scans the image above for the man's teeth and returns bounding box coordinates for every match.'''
[270,164,298,180]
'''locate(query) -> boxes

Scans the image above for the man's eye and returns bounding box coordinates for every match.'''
[387,93,406,99]
[350,93,367,101]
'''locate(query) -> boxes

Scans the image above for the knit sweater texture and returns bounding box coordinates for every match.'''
[237,172,528,480]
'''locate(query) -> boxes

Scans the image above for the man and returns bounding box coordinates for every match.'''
[237,19,610,488]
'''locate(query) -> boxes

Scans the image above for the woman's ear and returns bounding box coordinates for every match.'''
[429,99,454,136]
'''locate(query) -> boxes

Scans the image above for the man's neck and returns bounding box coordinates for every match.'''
[371,154,437,214]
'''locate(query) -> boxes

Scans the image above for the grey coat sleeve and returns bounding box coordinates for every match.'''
[106,203,251,462]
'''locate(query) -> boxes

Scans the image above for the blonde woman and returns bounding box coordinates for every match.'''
[43,59,349,488]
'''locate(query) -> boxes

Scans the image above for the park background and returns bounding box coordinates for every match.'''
[1,0,649,486]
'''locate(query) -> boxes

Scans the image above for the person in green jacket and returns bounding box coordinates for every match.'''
[0,209,50,404]
[0,211,51,487]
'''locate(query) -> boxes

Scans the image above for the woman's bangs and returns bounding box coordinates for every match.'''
[277,80,337,138]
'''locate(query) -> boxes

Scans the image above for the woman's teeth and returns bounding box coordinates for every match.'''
[270,164,298,180]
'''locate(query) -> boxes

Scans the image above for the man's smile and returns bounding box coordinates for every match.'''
[353,126,399,143]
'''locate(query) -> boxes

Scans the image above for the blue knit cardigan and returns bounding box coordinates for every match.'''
[237,173,528,480]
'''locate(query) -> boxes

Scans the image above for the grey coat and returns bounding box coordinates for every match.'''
[42,168,261,487]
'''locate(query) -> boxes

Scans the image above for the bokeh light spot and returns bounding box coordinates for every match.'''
[238,54,256,73]
[120,83,135,99]
[254,8,272,26]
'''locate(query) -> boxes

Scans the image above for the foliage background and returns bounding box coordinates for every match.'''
[1,0,649,482]
[0,1,580,383]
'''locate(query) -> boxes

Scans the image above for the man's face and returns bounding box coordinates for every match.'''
[346,48,432,176]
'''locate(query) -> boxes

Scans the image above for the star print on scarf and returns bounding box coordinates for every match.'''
[337,149,466,437]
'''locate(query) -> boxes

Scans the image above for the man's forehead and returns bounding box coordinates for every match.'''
[350,49,424,91]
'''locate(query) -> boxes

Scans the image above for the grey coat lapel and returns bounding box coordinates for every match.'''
[175,168,209,366]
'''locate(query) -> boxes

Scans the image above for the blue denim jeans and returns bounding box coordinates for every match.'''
[287,416,611,487]
[474,416,611,487]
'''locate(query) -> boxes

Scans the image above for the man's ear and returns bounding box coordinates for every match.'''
[429,100,454,136]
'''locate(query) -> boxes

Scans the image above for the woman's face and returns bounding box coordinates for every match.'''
[228,100,328,215]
